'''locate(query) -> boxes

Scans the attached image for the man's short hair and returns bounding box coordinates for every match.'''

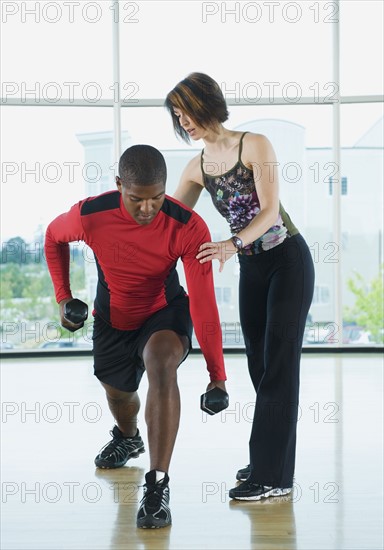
[118,144,167,186]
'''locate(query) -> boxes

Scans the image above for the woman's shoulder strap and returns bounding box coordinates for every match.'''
[238,132,249,161]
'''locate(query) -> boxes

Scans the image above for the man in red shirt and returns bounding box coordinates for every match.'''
[45,144,227,529]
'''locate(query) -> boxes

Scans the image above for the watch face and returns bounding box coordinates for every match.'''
[232,237,243,249]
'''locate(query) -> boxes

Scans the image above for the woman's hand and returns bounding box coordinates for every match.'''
[196,239,237,272]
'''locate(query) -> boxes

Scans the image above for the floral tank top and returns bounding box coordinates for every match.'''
[201,132,299,255]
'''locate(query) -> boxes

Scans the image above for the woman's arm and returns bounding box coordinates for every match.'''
[236,133,280,246]
[173,155,204,209]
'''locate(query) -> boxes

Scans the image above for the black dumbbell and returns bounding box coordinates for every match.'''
[63,299,88,332]
[200,387,229,416]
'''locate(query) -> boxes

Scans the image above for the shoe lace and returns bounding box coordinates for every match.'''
[141,483,165,509]
[100,430,135,458]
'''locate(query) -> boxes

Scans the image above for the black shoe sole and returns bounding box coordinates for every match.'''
[137,515,172,529]
[94,446,145,469]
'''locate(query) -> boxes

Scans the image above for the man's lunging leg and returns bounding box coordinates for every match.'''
[137,329,189,529]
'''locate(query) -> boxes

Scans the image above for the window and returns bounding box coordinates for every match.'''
[1,1,383,349]
[329,177,348,195]
[214,287,232,306]
[312,286,331,306]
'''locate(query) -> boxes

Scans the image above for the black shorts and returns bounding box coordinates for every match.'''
[92,293,193,392]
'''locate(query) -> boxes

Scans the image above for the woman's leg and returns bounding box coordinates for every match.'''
[239,255,268,392]
[248,235,315,487]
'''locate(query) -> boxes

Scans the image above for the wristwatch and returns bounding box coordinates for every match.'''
[231,236,244,251]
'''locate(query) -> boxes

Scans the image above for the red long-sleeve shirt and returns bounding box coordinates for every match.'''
[44,191,226,381]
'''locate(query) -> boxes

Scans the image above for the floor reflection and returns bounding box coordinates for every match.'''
[94,466,171,550]
[229,494,297,550]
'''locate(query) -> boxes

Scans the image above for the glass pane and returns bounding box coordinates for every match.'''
[1,1,113,100]
[1,107,115,350]
[340,0,384,96]
[341,102,383,147]
[340,104,384,346]
[120,0,333,100]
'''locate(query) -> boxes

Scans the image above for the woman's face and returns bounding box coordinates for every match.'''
[173,108,207,141]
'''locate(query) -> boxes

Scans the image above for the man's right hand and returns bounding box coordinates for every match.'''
[205,380,227,394]
[59,298,87,332]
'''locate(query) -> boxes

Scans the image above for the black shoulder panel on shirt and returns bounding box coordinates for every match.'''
[161,198,192,225]
[81,191,120,216]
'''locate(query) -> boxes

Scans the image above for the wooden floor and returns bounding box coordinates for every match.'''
[1,353,383,550]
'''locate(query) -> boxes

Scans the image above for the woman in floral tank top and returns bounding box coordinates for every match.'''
[166,73,315,501]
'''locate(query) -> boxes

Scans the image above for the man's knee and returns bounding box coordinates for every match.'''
[143,330,187,365]
[101,381,138,403]
[143,330,187,384]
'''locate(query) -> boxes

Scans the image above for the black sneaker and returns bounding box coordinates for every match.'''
[94,426,145,469]
[136,470,172,529]
[236,464,251,481]
[229,479,292,501]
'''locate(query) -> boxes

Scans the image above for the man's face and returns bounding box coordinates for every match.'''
[116,179,166,225]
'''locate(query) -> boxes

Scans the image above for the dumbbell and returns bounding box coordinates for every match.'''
[63,299,88,332]
[200,387,229,416]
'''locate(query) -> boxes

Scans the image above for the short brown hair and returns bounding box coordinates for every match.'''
[165,72,229,143]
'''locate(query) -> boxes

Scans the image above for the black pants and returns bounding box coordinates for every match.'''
[239,234,315,487]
